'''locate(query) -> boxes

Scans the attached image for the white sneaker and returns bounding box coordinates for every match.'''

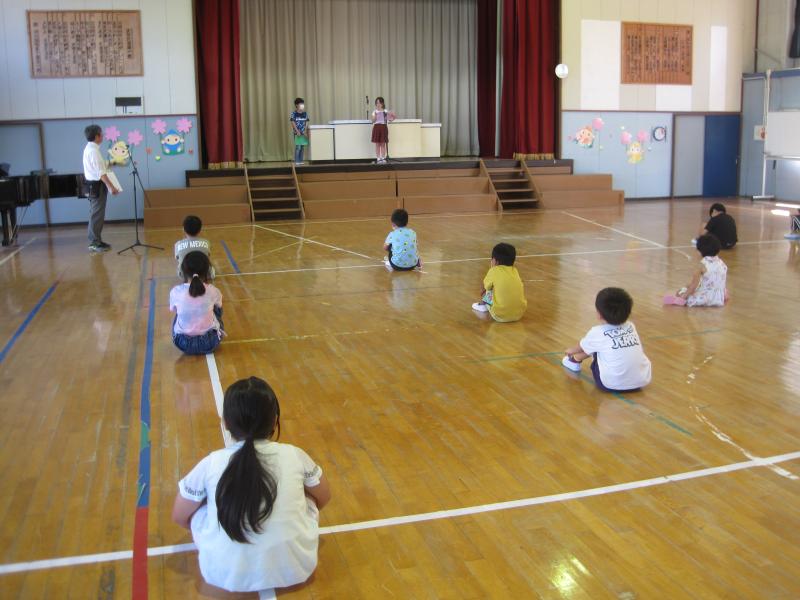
[384,259,393,272]
[472,302,489,313]
[562,356,581,372]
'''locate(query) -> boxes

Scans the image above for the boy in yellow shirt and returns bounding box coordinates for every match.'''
[472,243,527,322]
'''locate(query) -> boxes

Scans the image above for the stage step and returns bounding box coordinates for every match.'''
[500,199,539,210]
[253,208,303,221]
[246,165,304,221]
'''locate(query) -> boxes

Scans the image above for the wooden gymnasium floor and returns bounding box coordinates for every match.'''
[1,198,799,599]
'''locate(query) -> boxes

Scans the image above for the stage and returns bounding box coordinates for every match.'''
[141,158,625,227]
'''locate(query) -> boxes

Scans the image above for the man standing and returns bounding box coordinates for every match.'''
[83,124,120,252]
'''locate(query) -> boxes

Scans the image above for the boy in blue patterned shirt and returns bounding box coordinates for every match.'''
[383,209,422,271]
[290,97,309,165]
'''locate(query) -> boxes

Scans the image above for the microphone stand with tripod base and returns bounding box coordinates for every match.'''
[118,146,163,255]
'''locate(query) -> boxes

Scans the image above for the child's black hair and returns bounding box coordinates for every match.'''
[375,96,385,108]
[84,124,102,142]
[183,214,203,237]
[595,287,633,325]
[709,202,726,216]
[216,376,281,544]
[491,242,516,266]
[696,233,721,257]
[391,208,409,228]
[294,97,304,106]
[181,251,211,297]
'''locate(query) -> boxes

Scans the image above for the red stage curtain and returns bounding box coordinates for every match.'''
[499,0,557,158]
[196,0,243,168]
[477,0,498,157]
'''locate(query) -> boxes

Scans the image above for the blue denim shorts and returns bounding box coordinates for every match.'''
[172,308,223,355]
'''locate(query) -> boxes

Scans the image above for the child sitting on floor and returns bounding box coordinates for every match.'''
[383,208,422,271]
[172,376,331,592]
[562,287,652,392]
[170,251,224,355]
[472,242,527,322]
[175,215,215,280]
[664,234,728,307]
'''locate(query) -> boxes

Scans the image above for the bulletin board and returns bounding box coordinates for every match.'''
[27,10,143,78]
[621,22,692,85]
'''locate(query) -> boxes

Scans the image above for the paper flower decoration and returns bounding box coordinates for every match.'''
[592,117,604,130]
[127,129,144,146]
[151,119,167,135]
[620,131,633,145]
[176,117,193,134]
[104,126,121,142]
[637,130,649,143]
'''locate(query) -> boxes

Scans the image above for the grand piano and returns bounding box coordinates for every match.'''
[0,164,82,246]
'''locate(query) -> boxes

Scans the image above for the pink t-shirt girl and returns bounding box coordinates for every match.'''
[170,283,223,336]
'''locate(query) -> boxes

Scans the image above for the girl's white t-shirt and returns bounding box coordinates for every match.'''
[179,441,323,592]
[169,283,222,335]
[580,321,652,390]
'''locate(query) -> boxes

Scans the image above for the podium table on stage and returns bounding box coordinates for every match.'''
[308,119,441,160]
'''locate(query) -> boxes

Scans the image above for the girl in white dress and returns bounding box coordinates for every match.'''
[664,234,728,307]
[172,377,331,592]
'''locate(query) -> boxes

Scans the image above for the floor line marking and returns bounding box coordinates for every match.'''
[693,407,799,480]
[213,240,787,279]
[205,353,233,447]
[0,237,37,267]
[0,279,58,365]
[254,224,378,261]
[131,278,156,600]
[240,240,302,263]
[2,451,798,576]
[220,240,241,274]
[562,211,666,247]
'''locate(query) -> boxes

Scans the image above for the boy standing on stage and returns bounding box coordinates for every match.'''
[290,98,310,165]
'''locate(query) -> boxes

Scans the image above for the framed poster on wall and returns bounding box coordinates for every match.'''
[621,22,692,85]
[27,10,143,78]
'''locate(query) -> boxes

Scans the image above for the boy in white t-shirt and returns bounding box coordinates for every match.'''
[562,287,652,392]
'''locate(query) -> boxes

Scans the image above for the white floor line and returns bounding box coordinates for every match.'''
[562,211,666,248]
[212,243,696,278]
[693,408,799,480]
[241,240,302,263]
[0,237,37,267]
[254,224,378,261]
[1,450,798,576]
[205,353,233,447]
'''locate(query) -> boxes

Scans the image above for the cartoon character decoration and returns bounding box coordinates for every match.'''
[620,129,649,164]
[569,117,603,149]
[574,126,595,148]
[150,118,192,158]
[161,129,185,155]
[626,141,644,164]
[108,140,131,166]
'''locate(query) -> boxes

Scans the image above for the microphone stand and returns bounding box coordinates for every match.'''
[118,146,163,255]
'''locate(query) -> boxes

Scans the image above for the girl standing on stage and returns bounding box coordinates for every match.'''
[370,97,394,164]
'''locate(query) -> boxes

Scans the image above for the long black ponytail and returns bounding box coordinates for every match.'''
[181,251,210,298]
[215,376,281,543]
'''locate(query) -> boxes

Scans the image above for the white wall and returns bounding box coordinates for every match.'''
[756,0,797,71]
[0,0,196,120]
[561,0,757,112]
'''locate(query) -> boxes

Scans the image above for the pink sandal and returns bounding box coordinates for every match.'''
[663,294,687,306]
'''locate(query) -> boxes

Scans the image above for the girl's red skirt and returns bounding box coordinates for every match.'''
[371,123,388,143]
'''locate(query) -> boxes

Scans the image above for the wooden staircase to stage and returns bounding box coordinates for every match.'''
[483,159,538,210]
[246,165,304,221]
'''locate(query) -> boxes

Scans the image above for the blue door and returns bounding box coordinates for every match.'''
[703,115,740,197]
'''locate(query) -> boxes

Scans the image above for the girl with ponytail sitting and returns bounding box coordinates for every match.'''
[172,377,331,592]
[169,251,224,355]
